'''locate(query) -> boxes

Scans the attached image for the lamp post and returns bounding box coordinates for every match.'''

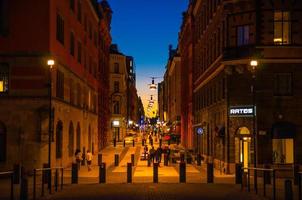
[47,59,54,168]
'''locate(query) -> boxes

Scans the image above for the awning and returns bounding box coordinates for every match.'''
[272,121,296,139]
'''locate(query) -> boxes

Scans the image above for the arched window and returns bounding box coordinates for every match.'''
[56,121,63,159]
[88,125,92,152]
[68,122,74,157]
[76,122,81,150]
[0,122,6,162]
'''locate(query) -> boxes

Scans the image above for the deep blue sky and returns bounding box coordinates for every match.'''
[107,0,189,116]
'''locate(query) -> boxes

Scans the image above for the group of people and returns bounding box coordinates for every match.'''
[75,149,93,171]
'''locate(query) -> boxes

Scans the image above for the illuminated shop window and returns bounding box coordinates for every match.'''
[274,11,291,45]
[0,64,9,93]
[272,139,293,164]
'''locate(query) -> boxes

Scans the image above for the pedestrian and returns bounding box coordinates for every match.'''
[144,145,148,159]
[149,146,155,164]
[156,146,163,163]
[75,149,82,170]
[166,146,171,164]
[86,150,93,171]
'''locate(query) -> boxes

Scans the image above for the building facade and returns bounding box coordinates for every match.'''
[0,0,111,170]
[185,0,302,174]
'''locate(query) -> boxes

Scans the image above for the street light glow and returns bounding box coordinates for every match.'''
[47,59,55,68]
[250,60,258,67]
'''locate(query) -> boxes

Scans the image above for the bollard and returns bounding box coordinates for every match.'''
[197,154,201,166]
[13,164,20,184]
[264,164,271,185]
[123,140,126,147]
[132,140,135,147]
[20,177,28,200]
[179,162,186,183]
[153,163,159,183]
[164,154,168,166]
[131,154,135,166]
[147,156,151,167]
[235,163,242,184]
[42,163,49,184]
[98,154,102,166]
[207,163,214,183]
[99,163,106,183]
[285,180,293,200]
[115,154,119,166]
[71,163,78,184]
[127,163,132,183]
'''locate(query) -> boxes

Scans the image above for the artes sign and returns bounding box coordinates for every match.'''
[229,105,256,117]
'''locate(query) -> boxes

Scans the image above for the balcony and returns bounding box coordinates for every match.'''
[223,45,261,61]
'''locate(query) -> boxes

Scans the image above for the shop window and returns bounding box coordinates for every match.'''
[56,70,64,99]
[272,139,293,164]
[56,13,64,45]
[237,25,249,46]
[0,64,9,93]
[274,73,292,96]
[56,121,63,159]
[274,11,291,45]
[0,122,6,162]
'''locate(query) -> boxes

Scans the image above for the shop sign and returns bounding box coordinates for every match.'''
[229,106,256,117]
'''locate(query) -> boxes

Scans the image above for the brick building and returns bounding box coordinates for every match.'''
[0,0,112,170]
[179,0,302,173]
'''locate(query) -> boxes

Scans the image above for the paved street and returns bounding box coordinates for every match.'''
[40,183,266,200]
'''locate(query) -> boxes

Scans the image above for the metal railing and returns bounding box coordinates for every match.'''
[0,171,15,200]
[33,167,64,200]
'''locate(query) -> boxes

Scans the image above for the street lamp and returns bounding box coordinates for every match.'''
[47,59,54,169]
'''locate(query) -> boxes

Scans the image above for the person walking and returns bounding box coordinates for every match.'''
[157,146,163,163]
[86,150,93,171]
[75,149,82,170]
[149,146,155,164]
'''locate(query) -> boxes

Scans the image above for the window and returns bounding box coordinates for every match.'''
[68,122,74,157]
[0,64,9,93]
[94,31,98,47]
[70,79,74,105]
[273,139,293,164]
[70,32,75,56]
[77,0,82,23]
[56,70,64,99]
[114,81,119,93]
[77,84,82,107]
[113,101,120,114]
[77,41,82,63]
[56,121,63,159]
[0,0,8,36]
[76,123,81,150]
[274,73,292,96]
[89,22,92,40]
[114,63,119,73]
[70,0,75,12]
[237,25,249,46]
[0,122,6,162]
[56,14,64,45]
[274,11,291,45]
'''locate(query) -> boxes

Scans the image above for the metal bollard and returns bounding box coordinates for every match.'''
[179,162,186,183]
[127,163,132,183]
[153,163,159,183]
[115,154,119,166]
[71,163,78,184]
[123,140,126,147]
[98,154,102,166]
[207,163,214,183]
[132,140,135,147]
[235,163,242,184]
[131,154,135,166]
[99,163,106,183]
[285,180,293,200]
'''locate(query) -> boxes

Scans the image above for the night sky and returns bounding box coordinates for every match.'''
[107,0,189,117]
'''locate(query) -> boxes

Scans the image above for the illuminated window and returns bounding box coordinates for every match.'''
[0,64,8,93]
[273,139,293,164]
[274,11,291,45]
[237,25,249,46]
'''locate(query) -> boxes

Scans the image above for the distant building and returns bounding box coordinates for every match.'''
[0,0,112,170]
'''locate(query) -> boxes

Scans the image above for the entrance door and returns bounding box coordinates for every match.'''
[240,137,251,169]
